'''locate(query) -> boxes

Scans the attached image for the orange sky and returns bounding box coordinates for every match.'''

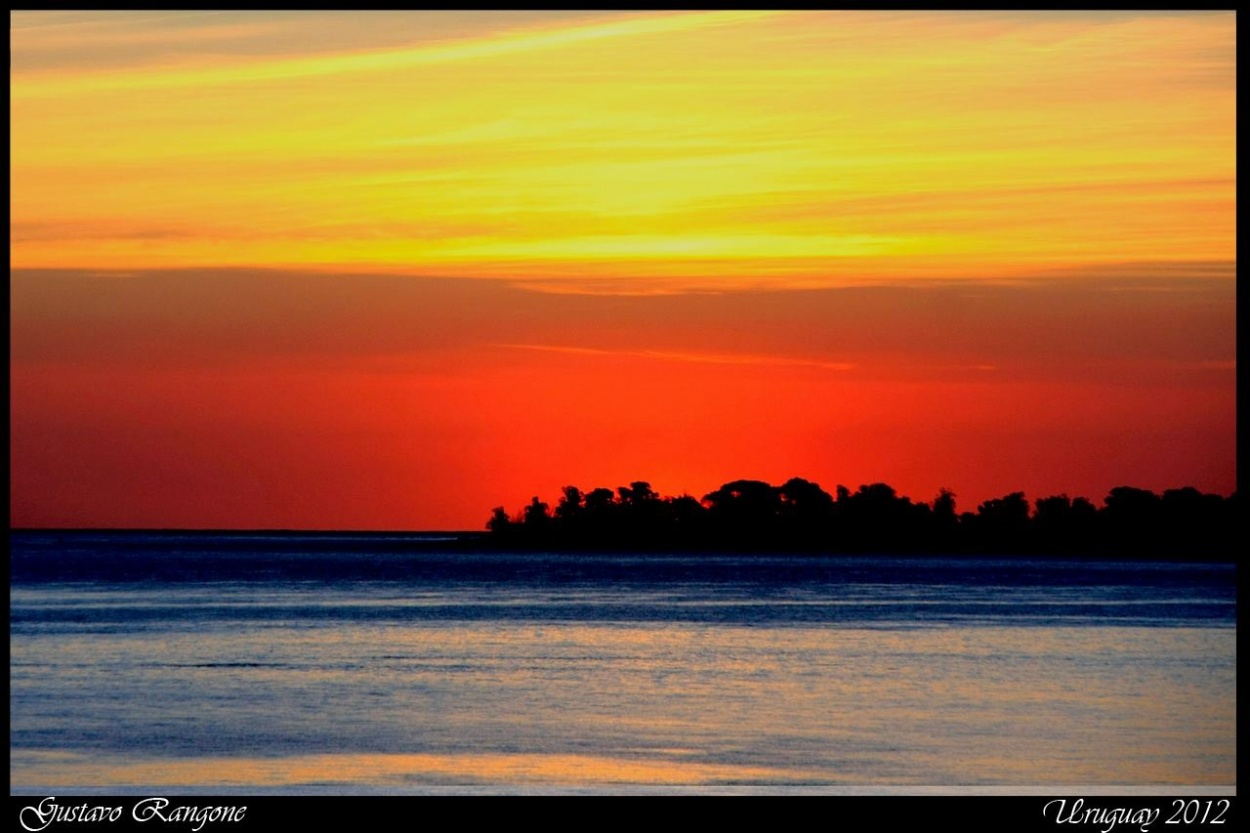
[9,11,1237,529]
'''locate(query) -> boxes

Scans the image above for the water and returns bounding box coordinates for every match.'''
[9,532,1236,792]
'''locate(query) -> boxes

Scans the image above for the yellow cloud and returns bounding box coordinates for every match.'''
[11,11,1235,287]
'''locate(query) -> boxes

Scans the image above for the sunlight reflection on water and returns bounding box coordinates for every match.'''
[9,545,1236,790]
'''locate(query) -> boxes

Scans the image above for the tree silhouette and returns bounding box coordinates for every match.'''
[972,492,1031,551]
[481,477,1235,560]
[486,506,512,535]
[555,486,584,521]
[522,496,551,540]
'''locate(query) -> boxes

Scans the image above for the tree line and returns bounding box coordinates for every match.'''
[485,478,1238,559]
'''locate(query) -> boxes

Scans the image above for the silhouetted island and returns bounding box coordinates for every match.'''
[485,479,1238,560]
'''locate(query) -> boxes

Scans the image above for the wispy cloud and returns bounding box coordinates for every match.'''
[12,11,777,97]
[11,11,1235,287]
[498,343,856,372]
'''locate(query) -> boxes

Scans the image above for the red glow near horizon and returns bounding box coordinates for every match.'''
[9,269,1235,530]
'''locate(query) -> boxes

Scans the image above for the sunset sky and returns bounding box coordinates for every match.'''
[10,10,1236,530]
